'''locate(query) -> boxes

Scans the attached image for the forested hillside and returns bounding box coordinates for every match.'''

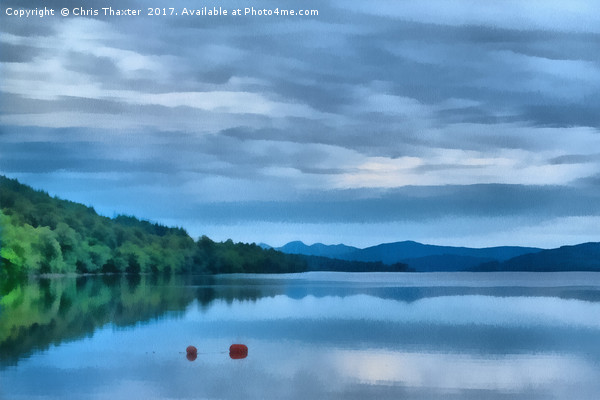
[473,242,600,272]
[0,176,307,276]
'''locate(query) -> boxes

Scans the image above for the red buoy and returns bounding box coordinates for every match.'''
[186,345,197,361]
[229,344,248,359]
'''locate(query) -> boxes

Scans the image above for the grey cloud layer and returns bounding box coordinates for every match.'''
[175,184,600,224]
[4,130,600,223]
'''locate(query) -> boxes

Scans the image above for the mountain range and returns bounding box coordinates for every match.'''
[272,240,600,272]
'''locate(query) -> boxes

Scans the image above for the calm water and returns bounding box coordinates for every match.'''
[1,272,600,399]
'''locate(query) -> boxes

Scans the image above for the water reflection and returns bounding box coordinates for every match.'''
[1,272,600,399]
[3,272,600,366]
[333,349,597,393]
[0,275,197,365]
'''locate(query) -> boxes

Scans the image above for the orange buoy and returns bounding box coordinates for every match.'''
[229,344,248,359]
[186,345,197,361]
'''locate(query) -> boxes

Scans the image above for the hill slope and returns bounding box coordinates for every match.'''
[474,242,600,272]
[277,240,542,271]
[349,241,542,265]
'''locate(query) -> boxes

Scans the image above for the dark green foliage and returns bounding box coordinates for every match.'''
[0,175,308,276]
[304,255,412,272]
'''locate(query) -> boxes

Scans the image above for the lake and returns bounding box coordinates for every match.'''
[1,272,600,399]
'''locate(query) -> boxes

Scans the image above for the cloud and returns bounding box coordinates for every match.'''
[335,0,600,33]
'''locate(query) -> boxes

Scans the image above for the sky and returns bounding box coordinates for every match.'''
[1,0,600,248]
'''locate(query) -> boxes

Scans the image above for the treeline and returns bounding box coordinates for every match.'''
[0,176,307,276]
[304,255,411,272]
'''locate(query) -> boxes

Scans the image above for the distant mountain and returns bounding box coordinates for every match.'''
[277,240,543,272]
[278,241,360,258]
[348,241,542,265]
[474,242,600,272]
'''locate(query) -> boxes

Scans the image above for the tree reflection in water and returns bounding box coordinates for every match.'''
[0,275,205,366]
